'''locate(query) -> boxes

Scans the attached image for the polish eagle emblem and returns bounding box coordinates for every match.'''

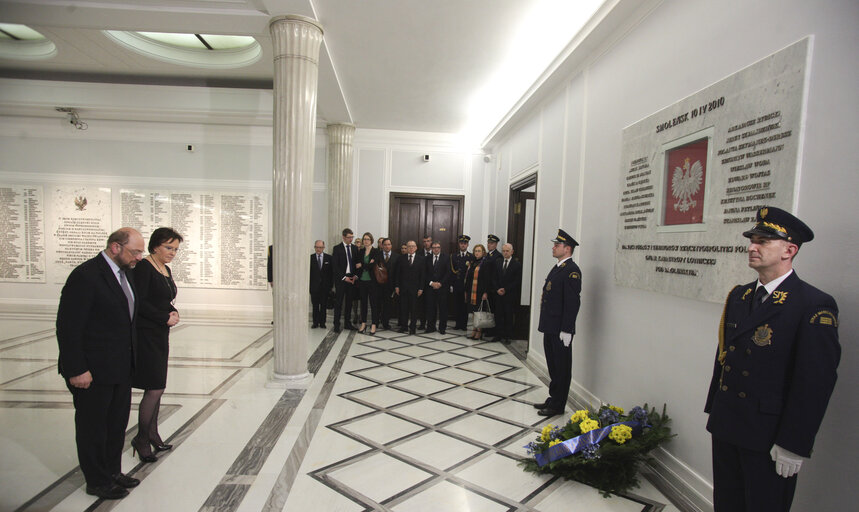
[74,195,88,211]
[671,157,703,212]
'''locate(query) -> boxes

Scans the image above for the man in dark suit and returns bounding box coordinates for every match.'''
[535,229,581,417]
[396,240,425,334]
[450,235,474,330]
[56,227,144,500]
[309,240,333,328]
[378,238,399,330]
[424,241,451,334]
[492,243,522,343]
[331,228,359,332]
[417,235,433,330]
[705,206,840,512]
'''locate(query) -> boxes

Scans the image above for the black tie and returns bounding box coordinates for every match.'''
[409,255,413,265]
[433,255,438,266]
[345,245,352,272]
[751,286,767,311]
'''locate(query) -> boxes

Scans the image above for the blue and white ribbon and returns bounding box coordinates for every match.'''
[535,420,642,467]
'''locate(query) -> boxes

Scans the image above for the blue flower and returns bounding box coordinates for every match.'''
[580,443,601,460]
[599,408,620,425]
[524,441,541,455]
[630,406,650,427]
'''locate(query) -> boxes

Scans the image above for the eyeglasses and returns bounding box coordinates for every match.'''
[119,243,144,257]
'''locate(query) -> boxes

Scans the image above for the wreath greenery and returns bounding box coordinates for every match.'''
[519,403,673,497]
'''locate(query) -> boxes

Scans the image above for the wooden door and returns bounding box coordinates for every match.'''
[389,194,463,254]
[507,175,537,344]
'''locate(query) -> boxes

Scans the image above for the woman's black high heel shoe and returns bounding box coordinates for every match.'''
[131,437,157,463]
[150,438,173,452]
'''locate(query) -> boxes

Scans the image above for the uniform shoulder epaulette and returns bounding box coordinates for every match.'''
[569,271,580,279]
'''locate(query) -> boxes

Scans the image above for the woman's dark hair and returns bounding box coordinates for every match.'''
[148,227,184,253]
[361,232,374,244]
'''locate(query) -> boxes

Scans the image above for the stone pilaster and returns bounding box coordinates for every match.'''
[326,123,355,249]
[269,15,323,387]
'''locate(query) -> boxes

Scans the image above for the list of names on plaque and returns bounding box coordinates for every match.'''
[0,185,46,282]
[49,186,112,283]
[119,189,268,290]
[614,38,809,303]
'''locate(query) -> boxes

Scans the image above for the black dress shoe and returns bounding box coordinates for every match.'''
[113,473,140,488]
[383,324,392,330]
[311,323,318,328]
[533,400,551,409]
[345,324,356,331]
[86,484,129,499]
[424,328,436,334]
[334,325,341,333]
[438,330,446,335]
[537,407,564,417]
[321,324,327,329]
[409,329,416,335]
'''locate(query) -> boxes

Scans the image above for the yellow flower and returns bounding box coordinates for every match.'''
[579,418,599,434]
[609,405,625,415]
[540,424,555,442]
[549,439,561,447]
[609,424,633,444]
[570,410,590,423]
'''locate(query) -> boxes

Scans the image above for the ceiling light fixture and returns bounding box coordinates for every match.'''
[56,107,88,130]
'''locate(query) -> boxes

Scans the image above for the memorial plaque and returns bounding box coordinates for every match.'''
[615,38,810,303]
[49,186,112,283]
[119,189,269,290]
[0,185,46,282]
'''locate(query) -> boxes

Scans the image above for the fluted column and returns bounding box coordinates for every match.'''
[327,123,355,249]
[269,15,323,387]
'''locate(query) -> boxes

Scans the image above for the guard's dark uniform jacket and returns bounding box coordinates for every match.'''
[705,271,840,457]
[538,258,581,334]
[450,251,474,289]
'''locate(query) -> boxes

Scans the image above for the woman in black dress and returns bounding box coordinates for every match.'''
[130,227,182,462]
[464,244,493,340]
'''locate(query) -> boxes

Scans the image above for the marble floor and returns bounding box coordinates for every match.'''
[0,317,683,512]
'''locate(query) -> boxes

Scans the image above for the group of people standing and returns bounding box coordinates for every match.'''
[56,227,182,499]
[313,229,524,340]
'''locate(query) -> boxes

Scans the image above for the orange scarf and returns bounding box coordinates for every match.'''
[469,261,481,305]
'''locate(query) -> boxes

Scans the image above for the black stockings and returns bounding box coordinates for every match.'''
[135,388,165,455]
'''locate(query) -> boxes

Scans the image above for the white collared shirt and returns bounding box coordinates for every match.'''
[556,256,572,267]
[755,269,793,301]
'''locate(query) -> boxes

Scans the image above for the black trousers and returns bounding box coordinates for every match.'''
[399,289,420,331]
[494,293,516,338]
[452,283,468,328]
[425,286,447,331]
[712,437,797,512]
[379,286,396,327]
[333,279,356,328]
[67,380,132,487]
[310,291,327,325]
[358,280,380,325]
[543,332,572,410]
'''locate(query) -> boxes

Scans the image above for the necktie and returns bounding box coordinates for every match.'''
[461,252,465,258]
[751,286,767,311]
[385,252,389,262]
[503,259,508,273]
[345,244,352,272]
[433,255,438,266]
[409,254,413,265]
[318,254,323,269]
[119,270,134,318]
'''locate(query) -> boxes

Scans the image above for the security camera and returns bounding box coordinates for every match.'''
[483,154,492,163]
[422,154,430,162]
[186,144,195,152]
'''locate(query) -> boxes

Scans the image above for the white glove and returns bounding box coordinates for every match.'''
[770,444,803,478]
[560,332,572,347]
[450,286,454,293]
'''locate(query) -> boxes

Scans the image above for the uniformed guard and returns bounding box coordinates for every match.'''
[485,234,501,263]
[450,235,474,331]
[534,229,582,417]
[484,234,502,335]
[704,206,840,512]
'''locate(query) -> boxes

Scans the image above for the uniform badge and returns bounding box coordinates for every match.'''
[559,262,567,268]
[741,288,752,301]
[771,291,788,304]
[546,281,552,291]
[569,272,580,279]
[752,324,773,346]
[810,310,838,327]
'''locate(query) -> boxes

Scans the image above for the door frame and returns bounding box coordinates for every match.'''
[506,173,538,346]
